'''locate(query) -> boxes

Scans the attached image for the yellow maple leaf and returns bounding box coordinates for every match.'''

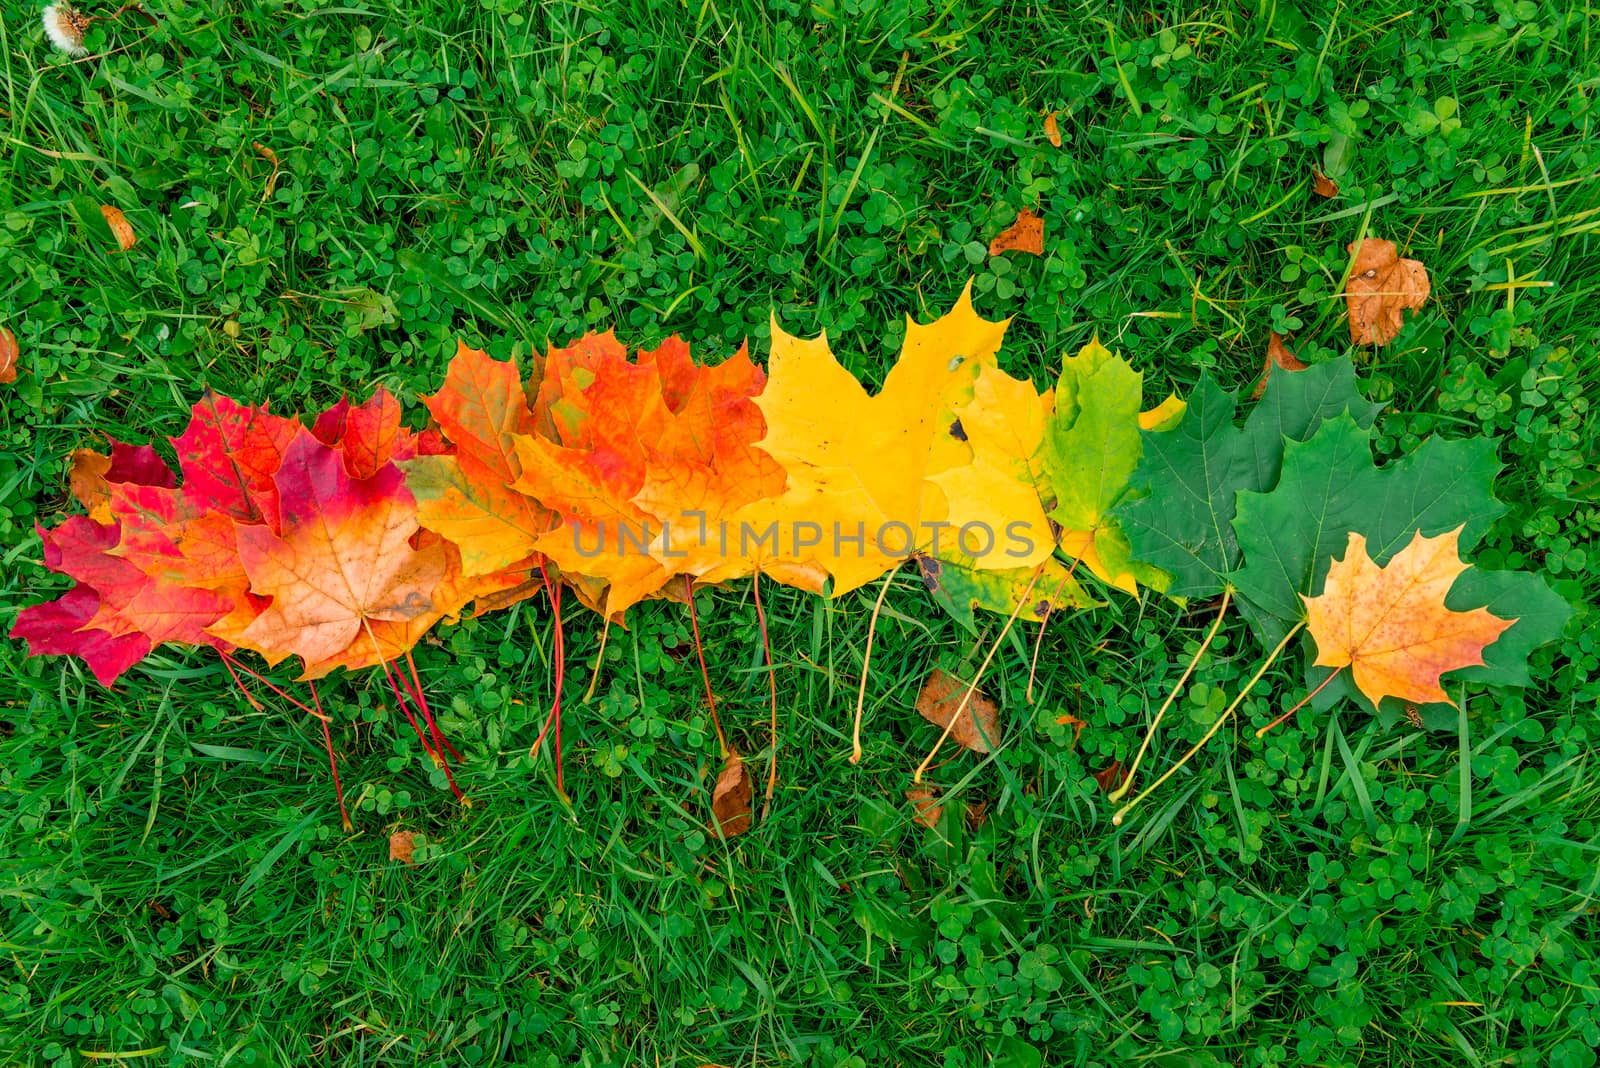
[735,283,1046,596]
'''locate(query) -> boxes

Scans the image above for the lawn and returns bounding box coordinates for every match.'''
[4,1,1599,1065]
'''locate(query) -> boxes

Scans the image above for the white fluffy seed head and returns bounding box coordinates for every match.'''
[43,4,89,58]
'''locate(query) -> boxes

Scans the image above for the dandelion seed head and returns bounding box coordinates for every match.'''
[43,4,89,58]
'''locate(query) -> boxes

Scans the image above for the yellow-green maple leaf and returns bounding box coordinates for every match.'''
[1042,338,1180,595]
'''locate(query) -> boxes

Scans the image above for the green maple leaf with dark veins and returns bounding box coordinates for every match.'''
[1230,412,1571,711]
[1116,357,1382,599]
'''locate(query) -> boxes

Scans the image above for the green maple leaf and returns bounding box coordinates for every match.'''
[1040,338,1169,595]
[1116,357,1382,599]
[1230,413,1571,714]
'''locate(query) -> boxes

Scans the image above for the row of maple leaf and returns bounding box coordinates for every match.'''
[8,265,1567,829]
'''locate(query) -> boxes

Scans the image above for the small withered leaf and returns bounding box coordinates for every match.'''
[1345,239,1429,346]
[905,787,943,829]
[1093,759,1130,795]
[710,750,753,837]
[915,667,1001,754]
[1251,331,1308,401]
[389,830,418,866]
[0,326,18,385]
[988,207,1044,256]
[100,205,137,251]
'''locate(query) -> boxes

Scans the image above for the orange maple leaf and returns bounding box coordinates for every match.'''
[1303,528,1515,709]
[403,342,553,582]
[513,333,788,616]
[228,429,447,672]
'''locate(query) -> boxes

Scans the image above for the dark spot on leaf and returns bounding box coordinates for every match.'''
[1032,599,1052,619]
[948,418,967,442]
[917,555,943,591]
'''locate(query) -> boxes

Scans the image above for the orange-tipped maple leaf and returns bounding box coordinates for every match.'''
[225,428,447,672]
[1303,527,1516,709]
[402,342,552,582]
[512,332,791,616]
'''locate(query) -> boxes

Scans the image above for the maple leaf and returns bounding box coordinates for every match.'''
[988,207,1044,256]
[9,518,153,685]
[171,393,299,527]
[922,357,1069,622]
[227,429,447,672]
[1346,238,1429,346]
[1040,338,1176,595]
[1228,412,1571,709]
[88,483,237,646]
[403,341,554,580]
[1303,528,1515,709]
[1116,357,1382,599]
[69,441,176,521]
[915,667,1000,754]
[739,284,1030,596]
[1311,167,1339,198]
[311,386,442,480]
[510,333,792,615]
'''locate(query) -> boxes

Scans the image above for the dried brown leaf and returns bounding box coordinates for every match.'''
[1044,111,1062,147]
[710,751,752,837]
[916,667,1001,754]
[988,207,1044,257]
[389,830,418,866]
[1251,331,1308,400]
[1093,759,1130,795]
[100,205,136,251]
[0,326,17,385]
[1311,167,1339,198]
[1345,238,1429,346]
[906,787,944,829]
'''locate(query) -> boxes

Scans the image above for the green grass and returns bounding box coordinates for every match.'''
[4,1,1600,1065]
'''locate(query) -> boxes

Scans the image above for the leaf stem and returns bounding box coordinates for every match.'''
[583,616,612,702]
[402,650,461,762]
[533,564,567,798]
[1026,553,1085,704]
[1112,620,1305,826]
[308,681,352,832]
[851,563,900,765]
[684,575,728,759]
[219,651,318,719]
[218,651,264,711]
[1111,587,1232,803]
[363,618,462,801]
[1255,667,1340,738]
[753,568,778,820]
